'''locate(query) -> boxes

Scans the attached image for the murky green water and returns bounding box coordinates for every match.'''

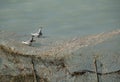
[0,0,120,38]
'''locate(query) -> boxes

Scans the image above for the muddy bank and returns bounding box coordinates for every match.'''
[0,29,120,82]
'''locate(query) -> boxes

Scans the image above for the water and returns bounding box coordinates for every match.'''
[0,0,120,39]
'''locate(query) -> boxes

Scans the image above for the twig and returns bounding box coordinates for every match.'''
[94,59,99,82]
[31,58,38,82]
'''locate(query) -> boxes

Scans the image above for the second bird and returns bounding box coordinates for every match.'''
[31,27,43,38]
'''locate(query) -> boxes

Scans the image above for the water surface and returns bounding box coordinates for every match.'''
[0,0,120,39]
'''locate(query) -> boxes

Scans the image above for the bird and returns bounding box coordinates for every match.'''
[22,36,35,46]
[31,27,43,38]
